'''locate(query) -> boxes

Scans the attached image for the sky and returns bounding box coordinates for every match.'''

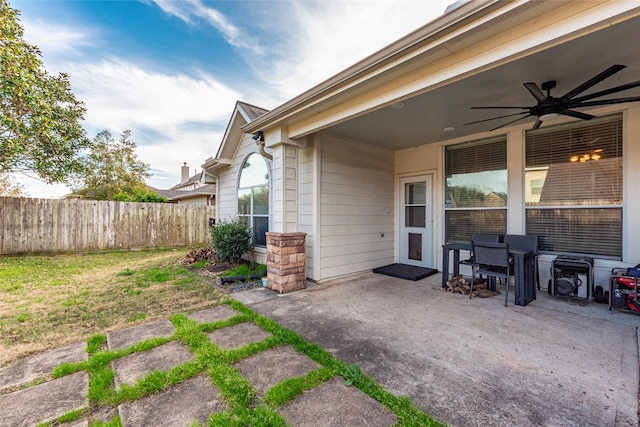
[11,0,454,198]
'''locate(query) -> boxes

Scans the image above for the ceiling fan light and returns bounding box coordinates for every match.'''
[539,112,559,122]
[591,153,601,161]
[570,155,579,162]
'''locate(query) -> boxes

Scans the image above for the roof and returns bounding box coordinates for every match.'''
[154,184,216,202]
[169,171,202,190]
[237,101,269,122]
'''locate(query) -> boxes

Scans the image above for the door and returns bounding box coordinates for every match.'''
[400,175,433,267]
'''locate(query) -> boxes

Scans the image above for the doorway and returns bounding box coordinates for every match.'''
[399,175,433,267]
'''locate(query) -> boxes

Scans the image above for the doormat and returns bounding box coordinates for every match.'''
[373,263,438,281]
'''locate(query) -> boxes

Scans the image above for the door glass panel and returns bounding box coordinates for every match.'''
[406,183,426,205]
[405,206,425,228]
[408,233,422,261]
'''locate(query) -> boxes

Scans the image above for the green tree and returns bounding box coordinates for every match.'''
[73,130,152,200]
[0,0,90,183]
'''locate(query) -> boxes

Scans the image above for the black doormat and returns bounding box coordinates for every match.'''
[373,263,438,281]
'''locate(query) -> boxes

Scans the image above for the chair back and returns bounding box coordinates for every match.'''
[472,241,510,268]
[504,234,538,254]
[471,233,500,244]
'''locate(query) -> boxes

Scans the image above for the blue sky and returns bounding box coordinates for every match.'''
[11,0,452,198]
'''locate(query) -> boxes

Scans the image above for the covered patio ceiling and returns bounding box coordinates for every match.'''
[325,13,640,150]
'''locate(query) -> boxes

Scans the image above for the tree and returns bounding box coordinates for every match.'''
[72,130,153,201]
[0,173,27,197]
[0,0,91,183]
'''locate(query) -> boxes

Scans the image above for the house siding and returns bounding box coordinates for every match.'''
[318,133,395,280]
[298,138,316,280]
[216,133,269,264]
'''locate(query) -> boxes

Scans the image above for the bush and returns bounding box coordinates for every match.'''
[210,218,253,265]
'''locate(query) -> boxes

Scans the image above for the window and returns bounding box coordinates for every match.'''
[445,137,507,242]
[238,153,269,246]
[525,114,622,258]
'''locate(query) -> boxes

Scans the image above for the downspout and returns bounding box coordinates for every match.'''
[253,131,273,160]
[257,141,273,160]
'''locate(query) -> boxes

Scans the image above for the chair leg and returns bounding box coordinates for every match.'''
[469,272,474,299]
[504,270,510,306]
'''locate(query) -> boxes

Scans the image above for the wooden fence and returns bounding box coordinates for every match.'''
[0,197,216,254]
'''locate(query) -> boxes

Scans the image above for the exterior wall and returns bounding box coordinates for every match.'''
[298,137,316,280]
[395,143,441,268]
[176,196,209,206]
[216,133,268,264]
[317,133,395,280]
[395,105,640,290]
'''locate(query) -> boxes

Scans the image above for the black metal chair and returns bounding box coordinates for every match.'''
[459,233,501,268]
[504,234,539,290]
[470,241,511,306]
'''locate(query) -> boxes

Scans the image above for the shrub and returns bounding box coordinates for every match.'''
[210,218,253,265]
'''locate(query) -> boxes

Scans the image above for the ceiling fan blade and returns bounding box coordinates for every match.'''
[464,112,530,126]
[489,114,532,131]
[470,106,529,110]
[561,64,626,99]
[559,110,596,120]
[574,96,640,108]
[531,119,542,130]
[523,82,547,102]
[571,80,640,103]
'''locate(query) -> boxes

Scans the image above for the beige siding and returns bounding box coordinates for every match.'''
[318,133,394,280]
[298,138,316,279]
[216,134,269,264]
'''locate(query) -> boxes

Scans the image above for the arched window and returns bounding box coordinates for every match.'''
[238,153,269,246]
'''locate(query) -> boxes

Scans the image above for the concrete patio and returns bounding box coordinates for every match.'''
[235,272,640,427]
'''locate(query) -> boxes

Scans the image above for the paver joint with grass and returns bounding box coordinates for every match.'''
[45,300,443,426]
[1,250,443,426]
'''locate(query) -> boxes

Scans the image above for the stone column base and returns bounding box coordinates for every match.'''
[266,232,306,293]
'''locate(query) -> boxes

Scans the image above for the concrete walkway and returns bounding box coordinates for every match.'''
[1,272,638,426]
[235,273,640,427]
[0,305,396,426]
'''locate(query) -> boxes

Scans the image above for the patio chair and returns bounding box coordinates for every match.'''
[459,233,501,268]
[504,234,539,290]
[471,241,511,306]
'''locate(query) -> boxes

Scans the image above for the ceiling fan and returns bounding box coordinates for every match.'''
[465,64,640,131]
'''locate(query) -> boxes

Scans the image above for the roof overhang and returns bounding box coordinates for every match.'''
[243,0,640,149]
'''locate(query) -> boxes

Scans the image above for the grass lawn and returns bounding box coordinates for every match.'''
[0,249,224,367]
[0,249,443,426]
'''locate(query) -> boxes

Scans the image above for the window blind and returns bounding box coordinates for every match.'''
[525,114,623,258]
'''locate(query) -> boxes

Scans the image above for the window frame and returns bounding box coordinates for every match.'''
[524,114,623,259]
[237,153,270,247]
[444,136,508,243]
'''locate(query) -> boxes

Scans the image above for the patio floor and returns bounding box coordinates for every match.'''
[234,272,640,427]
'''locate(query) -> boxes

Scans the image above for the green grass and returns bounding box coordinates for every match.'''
[0,249,225,367]
[48,300,443,426]
[2,250,444,426]
[221,263,266,278]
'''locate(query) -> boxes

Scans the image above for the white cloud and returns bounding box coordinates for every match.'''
[13,0,453,199]
[247,0,452,100]
[66,59,241,132]
[19,17,99,63]
[144,0,262,54]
